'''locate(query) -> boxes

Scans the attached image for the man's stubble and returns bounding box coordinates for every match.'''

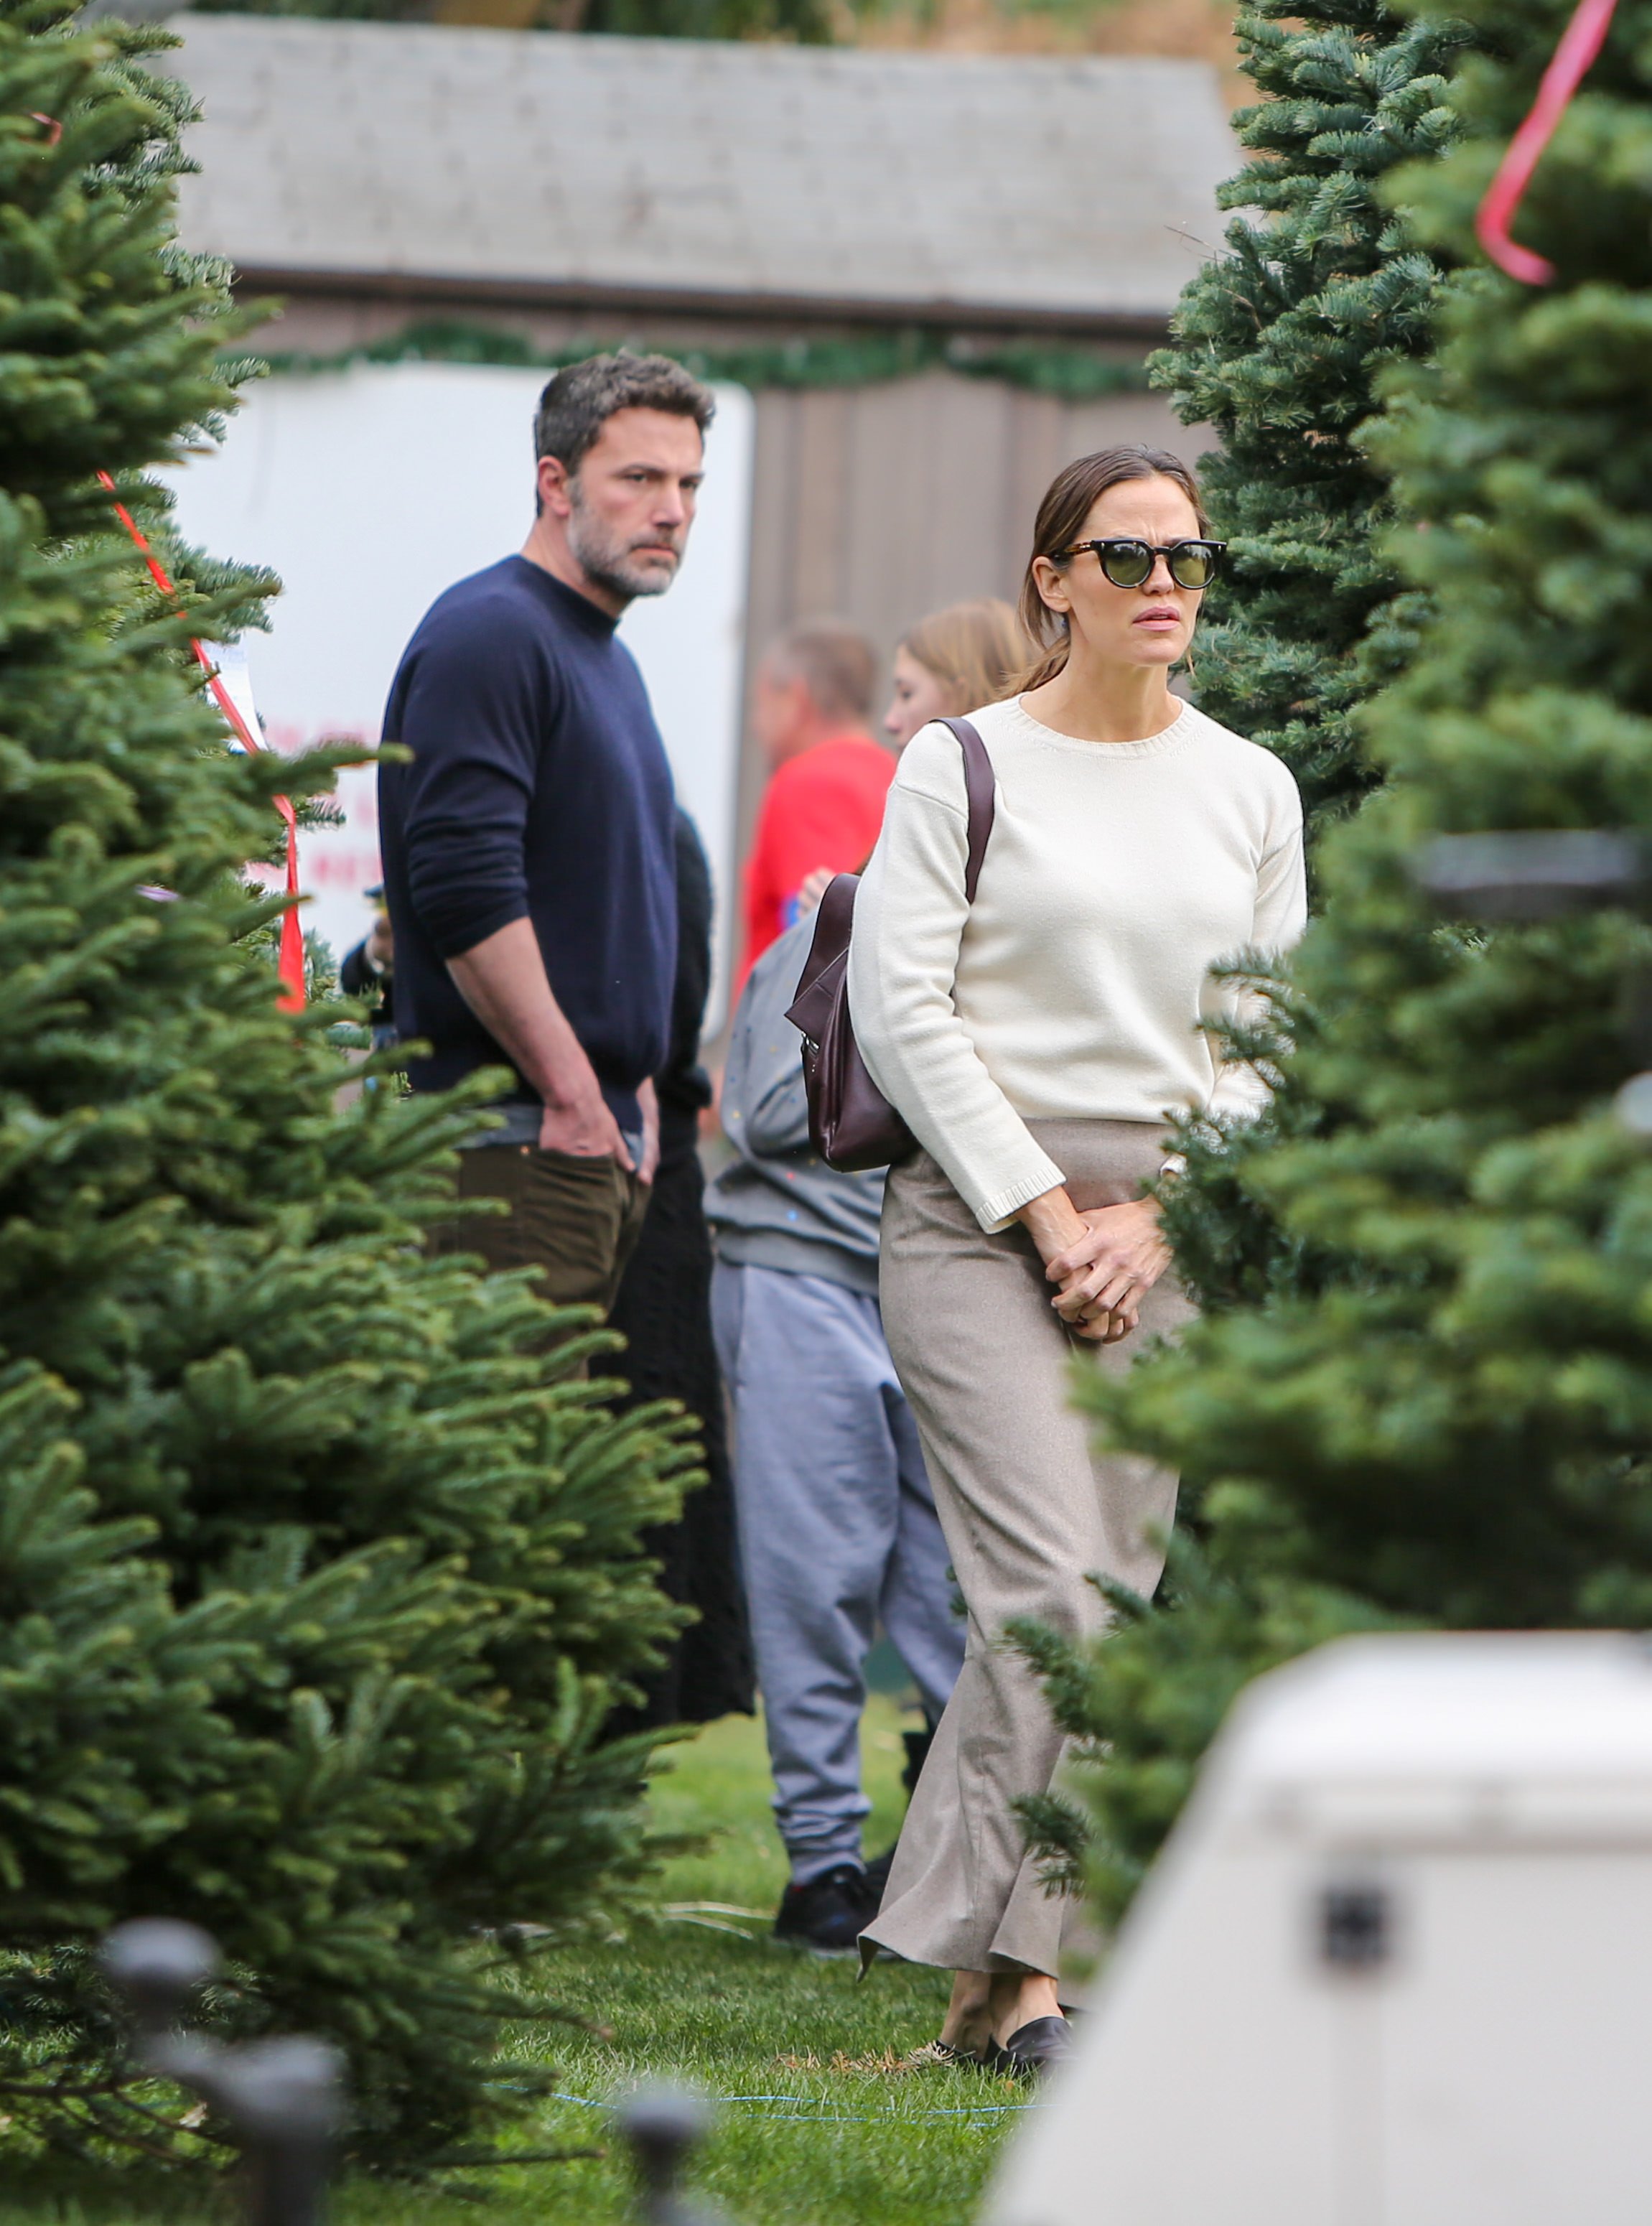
[567,480,681,607]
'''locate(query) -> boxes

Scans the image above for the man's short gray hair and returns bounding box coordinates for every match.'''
[533,353,715,475]
[764,620,877,722]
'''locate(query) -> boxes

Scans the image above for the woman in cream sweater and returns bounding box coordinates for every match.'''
[848,445,1306,2073]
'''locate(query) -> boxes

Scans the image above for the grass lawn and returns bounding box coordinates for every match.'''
[0,1700,1028,2225]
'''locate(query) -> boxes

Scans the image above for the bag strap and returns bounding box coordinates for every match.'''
[937,716,996,903]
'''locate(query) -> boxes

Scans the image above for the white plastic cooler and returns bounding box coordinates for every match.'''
[984,1632,1652,2226]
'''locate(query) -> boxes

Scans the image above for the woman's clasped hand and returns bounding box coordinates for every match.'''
[1045,1196,1172,1343]
[1015,1186,1172,1344]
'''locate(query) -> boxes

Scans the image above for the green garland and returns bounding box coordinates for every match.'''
[257,316,1154,400]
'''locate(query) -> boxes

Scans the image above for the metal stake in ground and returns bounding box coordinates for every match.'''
[617,2085,732,2226]
[101,1919,345,2226]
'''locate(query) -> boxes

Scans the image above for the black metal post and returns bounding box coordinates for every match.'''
[617,2085,724,2226]
[1412,829,1649,923]
[101,1920,345,2226]
[1413,829,1652,1118]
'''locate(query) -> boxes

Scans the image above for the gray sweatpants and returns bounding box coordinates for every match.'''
[711,1260,965,1882]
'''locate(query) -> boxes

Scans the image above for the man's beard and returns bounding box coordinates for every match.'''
[568,490,680,604]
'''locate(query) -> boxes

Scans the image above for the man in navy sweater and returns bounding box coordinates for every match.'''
[380,354,714,1313]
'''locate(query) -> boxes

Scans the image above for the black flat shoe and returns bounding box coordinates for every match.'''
[984,2014,1073,2079]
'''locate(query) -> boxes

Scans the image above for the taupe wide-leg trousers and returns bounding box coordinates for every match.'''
[861,1118,1193,1980]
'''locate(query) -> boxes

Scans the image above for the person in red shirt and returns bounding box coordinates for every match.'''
[737,620,893,992]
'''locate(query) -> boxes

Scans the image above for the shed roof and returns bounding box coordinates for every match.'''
[170,18,1233,333]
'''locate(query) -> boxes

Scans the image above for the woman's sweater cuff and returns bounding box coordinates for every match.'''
[974,1155,1067,1236]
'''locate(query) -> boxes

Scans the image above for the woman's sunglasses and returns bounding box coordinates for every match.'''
[1053,537,1226,590]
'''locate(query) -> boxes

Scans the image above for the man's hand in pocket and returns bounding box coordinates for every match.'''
[538,1085,632,1165]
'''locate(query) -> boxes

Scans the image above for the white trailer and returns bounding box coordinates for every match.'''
[984,1632,1652,2226]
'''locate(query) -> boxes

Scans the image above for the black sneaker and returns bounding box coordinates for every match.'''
[773,1864,876,1955]
[861,1845,895,1904]
[902,1727,935,1797]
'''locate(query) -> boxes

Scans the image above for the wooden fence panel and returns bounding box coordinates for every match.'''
[729,372,1200,923]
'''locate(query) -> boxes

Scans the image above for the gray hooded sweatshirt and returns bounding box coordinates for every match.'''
[705,914,883,1296]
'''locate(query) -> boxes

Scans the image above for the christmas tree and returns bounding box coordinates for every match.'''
[1025,0,1652,1929]
[0,0,691,2164]
[1148,0,1466,1316]
[1154,0,1462,837]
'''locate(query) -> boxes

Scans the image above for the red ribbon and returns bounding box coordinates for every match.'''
[98,471,304,1010]
[1476,0,1621,284]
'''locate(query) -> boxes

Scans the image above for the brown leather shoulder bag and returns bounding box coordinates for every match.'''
[783,715,996,1173]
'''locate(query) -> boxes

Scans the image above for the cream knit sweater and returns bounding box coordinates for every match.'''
[848,694,1307,1231]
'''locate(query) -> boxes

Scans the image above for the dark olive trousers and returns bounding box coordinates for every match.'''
[429,1143,651,1318]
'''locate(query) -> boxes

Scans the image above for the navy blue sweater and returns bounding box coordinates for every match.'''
[378,556,677,1130]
